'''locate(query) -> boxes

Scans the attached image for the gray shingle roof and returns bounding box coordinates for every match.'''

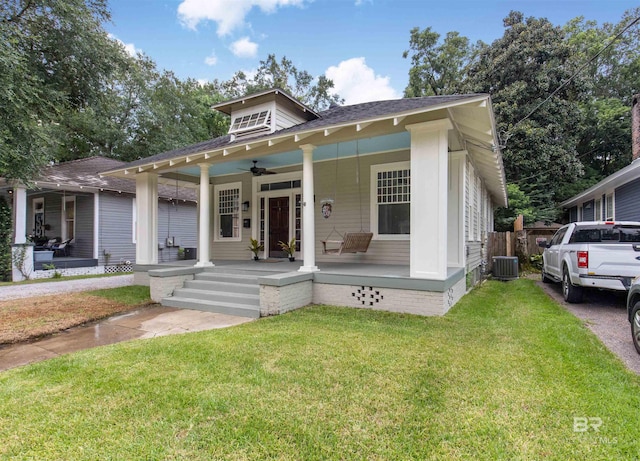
[35,156,197,200]
[115,94,484,170]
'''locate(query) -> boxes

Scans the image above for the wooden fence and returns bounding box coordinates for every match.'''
[486,229,554,273]
[485,231,515,272]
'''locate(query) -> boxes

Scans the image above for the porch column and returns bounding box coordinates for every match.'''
[196,163,213,267]
[93,192,100,259]
[406,119,453,280]
[299,144,318,272]
[13,186,27,244]
[135,172,158,265]
[447,151,467,268]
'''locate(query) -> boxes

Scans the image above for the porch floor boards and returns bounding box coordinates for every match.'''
[157,259,462,279]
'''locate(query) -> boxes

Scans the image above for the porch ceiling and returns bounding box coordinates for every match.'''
[101,94,507,206]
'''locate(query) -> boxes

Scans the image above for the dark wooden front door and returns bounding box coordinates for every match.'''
[269,197,289,258]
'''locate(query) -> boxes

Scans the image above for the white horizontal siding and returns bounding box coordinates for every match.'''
[315,150,410,264]
[275,107,306,130]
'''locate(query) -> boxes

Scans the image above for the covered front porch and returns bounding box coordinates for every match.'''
[142,259,467,317]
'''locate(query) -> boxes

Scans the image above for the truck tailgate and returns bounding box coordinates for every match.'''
[586,243,640,276]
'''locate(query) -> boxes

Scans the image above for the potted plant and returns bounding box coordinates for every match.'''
[247,238,264,261]
[278,237,297,262]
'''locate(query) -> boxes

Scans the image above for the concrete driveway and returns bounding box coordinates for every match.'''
[535,277,640,374]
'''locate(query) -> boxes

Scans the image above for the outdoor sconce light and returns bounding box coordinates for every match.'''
[242,201,250,211]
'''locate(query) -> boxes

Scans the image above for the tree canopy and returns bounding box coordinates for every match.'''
[215,54,342,111]
[1,1,343,178]
[404,8,640,226]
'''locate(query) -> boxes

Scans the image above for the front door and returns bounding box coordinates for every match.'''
[269,197,289,258]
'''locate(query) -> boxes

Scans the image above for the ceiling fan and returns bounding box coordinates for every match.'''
[240,160,277,176]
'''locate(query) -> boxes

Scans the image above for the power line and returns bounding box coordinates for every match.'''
[500,15,640,148]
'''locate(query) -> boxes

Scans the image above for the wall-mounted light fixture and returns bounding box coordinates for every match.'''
[242,201,250,211]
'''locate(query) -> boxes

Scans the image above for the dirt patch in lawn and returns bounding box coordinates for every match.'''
[0,293,148,344]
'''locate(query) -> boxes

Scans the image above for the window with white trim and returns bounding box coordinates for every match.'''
[63,197,75,241]
[605,193,614,220]
[371,162,410,239]
[594,198,602,221]
[214,183,241,241]
[229,110,271,134]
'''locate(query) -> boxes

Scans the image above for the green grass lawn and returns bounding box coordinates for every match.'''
[1,279,639,460]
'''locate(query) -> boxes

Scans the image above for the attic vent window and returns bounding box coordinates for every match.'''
[230,110,271,134]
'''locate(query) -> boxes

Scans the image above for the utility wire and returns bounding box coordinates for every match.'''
[500,15,640,148]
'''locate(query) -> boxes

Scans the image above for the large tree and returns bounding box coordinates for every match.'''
[563,9,640,190]
[402,27,474,97]
[403,9,640,224]
[218,54,342,111]
[1,0,129,178]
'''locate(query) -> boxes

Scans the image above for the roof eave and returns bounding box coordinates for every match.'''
[560,159,640,208]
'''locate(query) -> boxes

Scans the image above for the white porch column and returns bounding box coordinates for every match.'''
[93,192,100,259]
[447,151,467,268]
[406,119,453,280]
[299,144,318,272]
[13,186,27,244]
[135,172,158,265]
[196,163,213,267]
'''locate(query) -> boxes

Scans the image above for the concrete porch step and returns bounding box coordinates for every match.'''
[195,272,261,285]
[172,287,260,306]
[162,296,260,318]
[161,267,265,318]
[184,279,259,295]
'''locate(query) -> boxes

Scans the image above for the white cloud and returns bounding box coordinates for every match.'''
[178,0,305,36]
[325,57,400,105]
[230,37,258,58]
[204,51,218,66]
[108,34,140,57]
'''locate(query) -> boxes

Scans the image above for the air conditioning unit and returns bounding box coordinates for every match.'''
[492,256,519,281]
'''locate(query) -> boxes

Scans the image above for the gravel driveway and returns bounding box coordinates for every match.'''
[0,275,134,301]
[535,277,640,375]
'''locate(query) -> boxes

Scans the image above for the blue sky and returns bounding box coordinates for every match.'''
[106,0,639,104]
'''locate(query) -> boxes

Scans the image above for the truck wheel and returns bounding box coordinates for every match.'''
[562,267,583,303]
[541,269,553,284]
[631,303,640,355]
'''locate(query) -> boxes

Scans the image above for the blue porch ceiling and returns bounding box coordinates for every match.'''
[175,132,410,178]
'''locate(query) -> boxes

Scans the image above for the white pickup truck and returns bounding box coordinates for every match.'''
[539,221,640,303]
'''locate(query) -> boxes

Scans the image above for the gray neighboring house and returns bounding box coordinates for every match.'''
[5,156,198,278]
[561,95,640,222]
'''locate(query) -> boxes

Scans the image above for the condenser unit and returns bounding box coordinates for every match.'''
[492,256,519,281]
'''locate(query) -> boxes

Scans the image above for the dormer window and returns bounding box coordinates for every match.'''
[229,110,271,137]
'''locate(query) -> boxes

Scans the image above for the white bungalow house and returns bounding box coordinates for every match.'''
[102,89,507,317]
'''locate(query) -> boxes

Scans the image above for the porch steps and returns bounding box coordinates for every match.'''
[161,269,271,318]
